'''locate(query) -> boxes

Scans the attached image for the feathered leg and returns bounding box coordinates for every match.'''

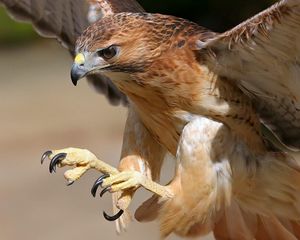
[112,105,169,232]
[41,105,171,231]
[135,118,230,239]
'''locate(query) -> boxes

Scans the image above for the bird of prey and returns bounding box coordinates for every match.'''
[3,0,300,239]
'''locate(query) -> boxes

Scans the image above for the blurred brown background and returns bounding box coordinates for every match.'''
[0,1,276,240]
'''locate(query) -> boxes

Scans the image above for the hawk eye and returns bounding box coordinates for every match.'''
[97,46,118,60]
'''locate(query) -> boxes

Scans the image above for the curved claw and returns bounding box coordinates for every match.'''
[49,153,67,173]
[103,209,124,221]
[100,186,111,197]
[66,180,74,186]
[41,150,52,164]
[91,174,109,197]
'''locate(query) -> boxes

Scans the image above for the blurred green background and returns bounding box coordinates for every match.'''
[0,0,275,45]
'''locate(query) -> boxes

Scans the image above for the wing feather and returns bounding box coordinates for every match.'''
[0,0,144,105]
[197,0,300,149]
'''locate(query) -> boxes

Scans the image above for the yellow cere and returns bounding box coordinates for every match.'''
[74,53,85,65]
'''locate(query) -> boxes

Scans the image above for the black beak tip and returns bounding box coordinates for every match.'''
[71,71,78,86]
[71,63,87,86]
[71,78,78,86]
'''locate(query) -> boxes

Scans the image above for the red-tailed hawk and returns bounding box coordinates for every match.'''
[3,0,300,239]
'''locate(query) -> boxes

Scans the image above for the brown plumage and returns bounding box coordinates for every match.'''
[70,5,300,238]
[0,0,144,105]
[76,12,264,155]
[3,0,300,239]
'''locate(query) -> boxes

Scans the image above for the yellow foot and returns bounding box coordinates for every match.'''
[41,147,173,221]
[100,171,173,199]
[41,147,119,185]
[90,170,173,222]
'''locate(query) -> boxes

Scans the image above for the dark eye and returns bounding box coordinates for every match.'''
[97,45,118,60]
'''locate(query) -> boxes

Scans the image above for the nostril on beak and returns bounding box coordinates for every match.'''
[71,63,87,86]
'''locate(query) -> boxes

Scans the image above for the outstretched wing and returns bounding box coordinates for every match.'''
[196,0,300,150]
[0,0,144,105]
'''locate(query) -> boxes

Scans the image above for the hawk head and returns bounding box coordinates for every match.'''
[70,12,205,85]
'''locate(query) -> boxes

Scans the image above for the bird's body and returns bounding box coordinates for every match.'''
[73,9,300,238]
[3,0,300,239]
[79,13,300,238]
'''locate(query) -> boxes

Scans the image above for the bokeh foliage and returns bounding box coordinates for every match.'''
[0,7,37,44]
[0,0,276,44]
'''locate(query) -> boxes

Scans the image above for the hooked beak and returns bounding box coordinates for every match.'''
[70,53,88,86]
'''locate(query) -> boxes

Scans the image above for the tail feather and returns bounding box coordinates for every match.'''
[214,203,300,240]
[214,201,257,240]
[256,217,297,240]
[135,195,162,222]
[136,195,300,239]
[291,221,300,238]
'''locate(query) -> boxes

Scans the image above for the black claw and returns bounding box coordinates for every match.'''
[91,174,109,197]
[66,181,74,186]
[100,186,111,197]
[41,150,52,164]
[49,153,67,173]
[103,210,124,221]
